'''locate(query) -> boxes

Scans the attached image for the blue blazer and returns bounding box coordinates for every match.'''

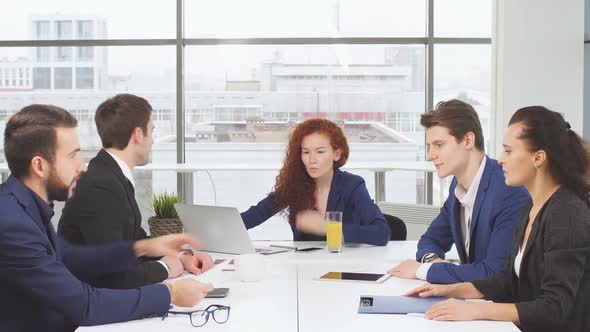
[241,168,390,246]
[416,157,529,284]
[0,176,170,332]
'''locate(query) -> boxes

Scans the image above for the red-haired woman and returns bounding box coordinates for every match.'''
[240,118,390,246]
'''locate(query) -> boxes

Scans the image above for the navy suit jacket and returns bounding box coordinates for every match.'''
[0,176,170,332]
[416,157,529,284]
[241,168,390,246]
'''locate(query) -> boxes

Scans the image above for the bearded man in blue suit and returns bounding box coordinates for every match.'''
[0,104,213,332]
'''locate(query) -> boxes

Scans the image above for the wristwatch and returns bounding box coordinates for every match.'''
[421,253,439,263]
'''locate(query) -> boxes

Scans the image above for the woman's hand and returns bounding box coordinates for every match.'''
[404,283,454,297]
[425,299,483,321]
[295,209,326,235]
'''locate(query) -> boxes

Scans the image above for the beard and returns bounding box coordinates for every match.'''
[46,167,71,202]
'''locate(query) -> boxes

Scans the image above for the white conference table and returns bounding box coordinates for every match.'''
[78,241,519,332]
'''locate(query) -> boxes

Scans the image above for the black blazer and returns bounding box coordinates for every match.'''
[58,149,167,289]
[472,187,590,332]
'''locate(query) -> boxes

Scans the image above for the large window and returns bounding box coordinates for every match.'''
[54,67,72,89]
[0,0,174,40]
[435,44,492,150]
[34,21,51,39]
[185,44,426,213]
[33,67,50,89]
[77,47,94,62]
[34,21,51,62]
[77,20,94,39]
[55,21,73,62]
[0,1,492,236]
[75,67,94,89]
[434,0,492,37]
[185,0,426,38]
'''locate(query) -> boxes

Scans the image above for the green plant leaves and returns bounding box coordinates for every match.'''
[150,192,182,219]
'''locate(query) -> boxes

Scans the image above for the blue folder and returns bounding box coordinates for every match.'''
[357,295,447,314]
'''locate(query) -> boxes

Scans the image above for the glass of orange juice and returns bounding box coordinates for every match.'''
[326,211,343,253]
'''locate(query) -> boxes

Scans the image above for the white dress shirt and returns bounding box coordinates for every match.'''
[106,150,135,189]
[416,156,487,280]
[514,247,524,278]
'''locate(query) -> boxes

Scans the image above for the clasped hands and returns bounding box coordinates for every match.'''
[133,234,215,307]
[134,233,214,279]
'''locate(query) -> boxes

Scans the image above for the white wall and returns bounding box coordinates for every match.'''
[493,0,585,154]
[584,1,590,139]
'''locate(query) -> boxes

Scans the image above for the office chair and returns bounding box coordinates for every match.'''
[384,213,407,241]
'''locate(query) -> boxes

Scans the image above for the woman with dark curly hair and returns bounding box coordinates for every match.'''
[240,118,390,246]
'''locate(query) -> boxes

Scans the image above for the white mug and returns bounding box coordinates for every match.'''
[234,253,265,282]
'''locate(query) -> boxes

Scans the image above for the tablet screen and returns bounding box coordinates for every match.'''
[320,272,385,282]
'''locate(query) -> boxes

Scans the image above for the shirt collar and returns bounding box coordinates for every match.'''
[455,155,487,208]
[30,188,55,225]
[106,150,135,188]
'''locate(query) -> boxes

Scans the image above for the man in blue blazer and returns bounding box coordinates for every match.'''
[388,100,529,284]
[0,104,213,332]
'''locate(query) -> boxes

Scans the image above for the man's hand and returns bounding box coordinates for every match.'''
[405,282,483,300]
[165,279,214,307]
[387,259,422,279]
[404,283,454,298]
[133,234,199,258]
[431,258,448,263]
[179,251,214,275]
[160,255,183,279]
[295,209,326,235]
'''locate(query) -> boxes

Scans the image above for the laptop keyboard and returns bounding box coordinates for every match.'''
[255,248,273,254]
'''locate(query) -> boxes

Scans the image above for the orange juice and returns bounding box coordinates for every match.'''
[326,221,343,252]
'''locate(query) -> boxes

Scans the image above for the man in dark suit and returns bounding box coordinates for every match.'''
[0,104,213,332]
[59,94,213,289]
[388,100,529,284]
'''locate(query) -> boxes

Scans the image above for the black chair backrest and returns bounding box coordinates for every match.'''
[384,213,407,241]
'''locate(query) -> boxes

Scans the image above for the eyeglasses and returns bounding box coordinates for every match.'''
[162,304,230,327]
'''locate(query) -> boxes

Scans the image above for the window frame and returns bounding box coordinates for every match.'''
[0,0,492,204]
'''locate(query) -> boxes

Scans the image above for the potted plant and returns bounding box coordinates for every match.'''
[148,192,183,237]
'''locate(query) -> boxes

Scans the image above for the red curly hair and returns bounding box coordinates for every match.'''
[271,118,350,224]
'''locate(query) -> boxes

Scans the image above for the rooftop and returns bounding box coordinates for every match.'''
[176,120,412,144]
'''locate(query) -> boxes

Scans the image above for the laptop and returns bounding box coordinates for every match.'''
[174,203,289,255]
